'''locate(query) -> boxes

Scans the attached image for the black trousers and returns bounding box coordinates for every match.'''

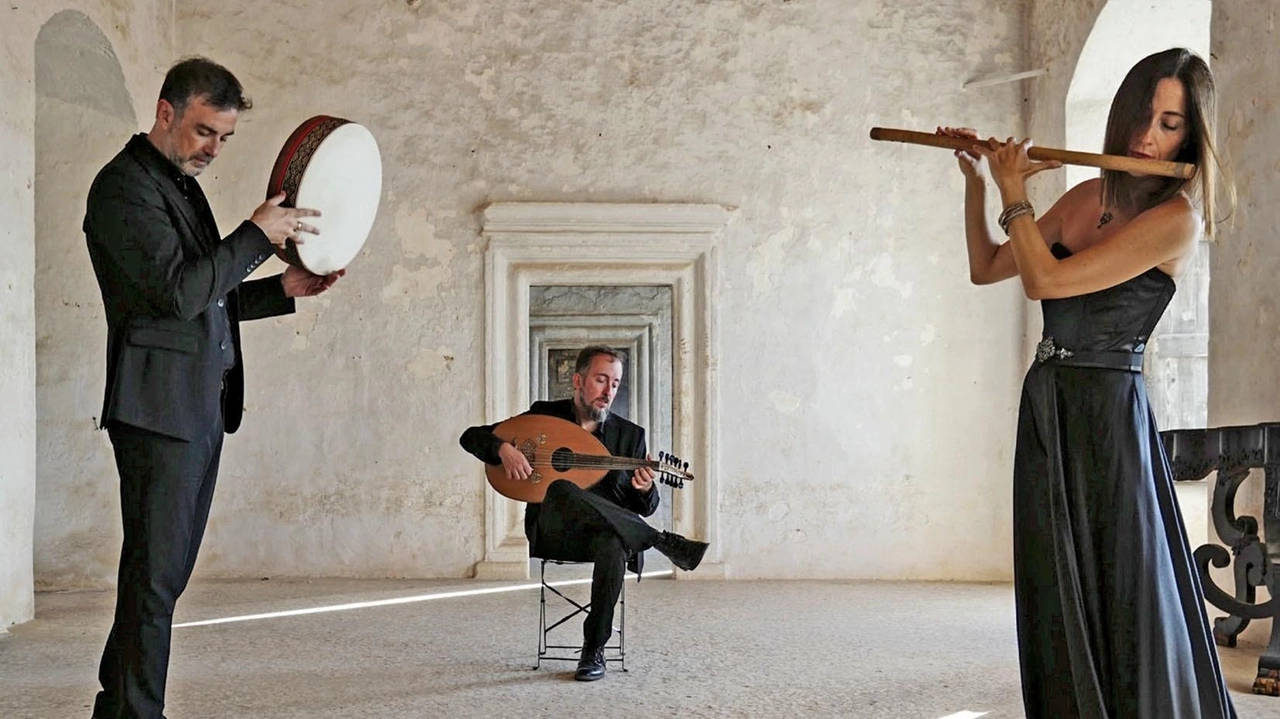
[530,480,660,651]
[93,416,224,719]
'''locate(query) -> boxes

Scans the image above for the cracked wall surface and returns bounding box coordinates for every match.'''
[168,0,1029,582]
[1204,0,1280,649]
[9,0,1054,597]
[2,0,173,627]
[6,0,1268,627]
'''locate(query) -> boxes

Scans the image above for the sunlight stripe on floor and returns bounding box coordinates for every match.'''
[936,712,989,719]
[172,570,673,628]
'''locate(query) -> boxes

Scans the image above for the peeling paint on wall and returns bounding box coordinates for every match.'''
[5,0,174,621]
[407,346,456,380]
[747,224,796,295]
[16,0,1037,586]
[768,390,801,416]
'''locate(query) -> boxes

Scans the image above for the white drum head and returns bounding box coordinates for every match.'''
[292,124,381,274]
[267,116,382,275]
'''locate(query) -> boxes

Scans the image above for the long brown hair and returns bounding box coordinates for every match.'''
[1100,48,1232,240]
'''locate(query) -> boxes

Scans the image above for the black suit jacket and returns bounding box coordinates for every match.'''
[83,134,295,441]
[459,398,660,542]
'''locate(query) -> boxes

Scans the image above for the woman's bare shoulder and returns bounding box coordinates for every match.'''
[1064,177,1103,202]
[1043,177,1102,220]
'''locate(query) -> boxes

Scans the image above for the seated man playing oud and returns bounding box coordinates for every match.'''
[460,345,708,681]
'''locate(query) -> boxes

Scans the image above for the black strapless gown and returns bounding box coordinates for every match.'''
[1013,244,1236,718]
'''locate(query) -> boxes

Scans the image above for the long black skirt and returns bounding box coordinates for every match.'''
[1013,363,1236,718]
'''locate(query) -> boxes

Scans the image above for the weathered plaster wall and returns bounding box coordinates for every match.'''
[1209,8,1280,439]
[138,0,1028,583]
[1207,1,1280,646]
[33,9,141,592]
[1026,0,1107,294]
[16,0,1269,623]
[1,0,172,626]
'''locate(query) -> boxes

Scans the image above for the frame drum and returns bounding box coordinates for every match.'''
[266,115,382,275]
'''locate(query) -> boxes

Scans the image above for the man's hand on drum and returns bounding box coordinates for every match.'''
[497,442,534,482]
[251,192,321,249]
[282,265,345,298]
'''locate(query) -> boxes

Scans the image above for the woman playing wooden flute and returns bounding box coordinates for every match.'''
[940,47,1236,718]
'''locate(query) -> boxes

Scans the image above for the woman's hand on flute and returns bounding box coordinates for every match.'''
[937,126,983,180]
[971,137,1062,200]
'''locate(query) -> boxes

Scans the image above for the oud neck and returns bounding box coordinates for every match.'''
[586,456,649,471]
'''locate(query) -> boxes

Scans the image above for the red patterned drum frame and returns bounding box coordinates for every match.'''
[266,115,382,275]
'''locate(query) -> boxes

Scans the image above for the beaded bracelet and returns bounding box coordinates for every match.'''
[998,199,1035,236]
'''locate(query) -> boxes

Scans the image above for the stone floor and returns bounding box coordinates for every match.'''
[2,575,1277,718]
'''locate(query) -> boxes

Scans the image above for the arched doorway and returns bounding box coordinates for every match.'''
[1066,0,1212,432]
[34,10,135,589]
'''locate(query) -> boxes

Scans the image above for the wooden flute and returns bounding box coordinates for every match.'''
[869,127,1195,180]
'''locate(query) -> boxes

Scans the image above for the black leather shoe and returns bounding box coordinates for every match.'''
[574,645,606,682]
[654,531,709,572]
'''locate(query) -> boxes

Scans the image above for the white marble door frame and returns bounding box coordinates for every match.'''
[477,202,729,580]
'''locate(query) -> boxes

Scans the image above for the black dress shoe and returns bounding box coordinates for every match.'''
[654,531,709,572]
[574,645,606,681]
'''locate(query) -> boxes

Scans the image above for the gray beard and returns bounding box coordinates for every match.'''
[575,395,608,423]
[166,150,205,177]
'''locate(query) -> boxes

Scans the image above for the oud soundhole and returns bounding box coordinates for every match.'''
[550,447,575,472]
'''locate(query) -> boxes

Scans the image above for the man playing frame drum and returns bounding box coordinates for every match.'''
[83,57,343,719]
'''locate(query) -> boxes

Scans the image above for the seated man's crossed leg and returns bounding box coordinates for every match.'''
[534,479,708,679]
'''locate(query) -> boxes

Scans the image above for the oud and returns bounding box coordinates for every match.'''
[485,414,694,503]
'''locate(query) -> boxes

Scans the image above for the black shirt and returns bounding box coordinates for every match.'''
[459,398,659,540]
